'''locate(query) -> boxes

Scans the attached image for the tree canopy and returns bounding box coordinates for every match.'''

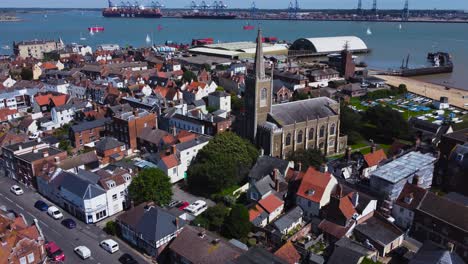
[221,204,251,239]
[193,203,229,232]
[287,148,326,171]
[182,70,197,83]
[128,168,172,206]
[20,68,33,81]
[187,132,258,196]
[340,103,364,144]
[364,105,409,142]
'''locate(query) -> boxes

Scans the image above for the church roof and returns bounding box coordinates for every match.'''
[270,97,338,126]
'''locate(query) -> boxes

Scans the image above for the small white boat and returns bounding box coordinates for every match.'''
[366,27,372,35]
[89,28,95,36]
[145,34,151,44]
[1,45,10,50]
[398,24,402,30]
[80,33,87,41]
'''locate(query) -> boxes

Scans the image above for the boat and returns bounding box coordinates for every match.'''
[102,1,163,18]
[88,26,104,32]
[157,24,163,31]
[398,24,402,30]
[146,34,152,44]
[385,52,454,77]
[366,27,372,35]
[243,23,255,30]
[80,33,87,41]
[1,45,10,50]
[89,29,95,36]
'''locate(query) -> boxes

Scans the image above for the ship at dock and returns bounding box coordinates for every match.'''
[102,0,163,18]
[182,1,237,19]
[384,52,454,77]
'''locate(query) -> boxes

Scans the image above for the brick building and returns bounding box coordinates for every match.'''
[95,137,126,165]
[69,118,110,148]
[106,108,157,151]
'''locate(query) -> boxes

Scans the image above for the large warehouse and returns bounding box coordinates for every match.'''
[288,36,369,57]
[189,41,289,59]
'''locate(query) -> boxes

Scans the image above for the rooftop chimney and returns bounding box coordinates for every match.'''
[412,175,421,186]
[297,162,302,172]
[319,163,328,173]
[371,143,376,153]
[171,145,177,155]
[346,146,352,161]
[43,150,49,158]
[446,242,454,253]
[275,178,280,192]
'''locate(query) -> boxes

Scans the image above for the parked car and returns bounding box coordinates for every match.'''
[177,201,190,210]
[119,253,139,264]
[47,206,63,220]
[10,185,23,195]
[74,246,91,260]
[45,241,66,262]
[34,200,49,211]
[168,200,181,208]
[61,218,77,229]
[184,200,207,216]
[100,239,119,254]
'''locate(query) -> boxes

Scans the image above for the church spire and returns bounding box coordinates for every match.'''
[254,28,265,79]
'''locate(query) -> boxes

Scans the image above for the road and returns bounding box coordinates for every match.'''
[0,177,149,264]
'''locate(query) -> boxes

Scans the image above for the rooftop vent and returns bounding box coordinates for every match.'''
[306,189,315,196]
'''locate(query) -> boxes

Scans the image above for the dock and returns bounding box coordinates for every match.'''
[375,75,468,110]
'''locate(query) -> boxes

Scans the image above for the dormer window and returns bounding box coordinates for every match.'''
[106,180,116,189]
[456,153,464,161]
[306,189,315,196]
[404,194,414,204]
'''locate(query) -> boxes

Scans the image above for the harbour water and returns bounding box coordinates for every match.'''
[1,10,467,90]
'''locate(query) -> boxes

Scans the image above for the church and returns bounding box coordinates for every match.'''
[243,29,348,158]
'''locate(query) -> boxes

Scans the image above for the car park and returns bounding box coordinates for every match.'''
[61,218,77,229]
[10,185,23,195]
[74,246,91,260]
[45,241,66,262]
[47,206,63,220]
[100,239,119,253]
[34,200,49,211]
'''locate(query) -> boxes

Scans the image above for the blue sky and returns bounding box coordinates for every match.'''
[0,0,467,9]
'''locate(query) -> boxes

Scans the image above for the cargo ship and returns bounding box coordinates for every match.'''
[102,0,162,18]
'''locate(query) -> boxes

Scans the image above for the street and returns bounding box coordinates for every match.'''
[0,177,149,264]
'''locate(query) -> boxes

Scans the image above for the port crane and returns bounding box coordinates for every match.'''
[372,0,378,17]
[356,0,362,16]
[402,0,409,21]
[151,1,164,8]
[288,0,299,20]
[250,1,258,19]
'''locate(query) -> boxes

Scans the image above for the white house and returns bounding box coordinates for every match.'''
[68,84,87,99]
[45,80,69,94]
[41,105,75,131]
[228,63,247,75]
[392,182,427,230]
[258,193,284,223]
[96,168,133,217]
[107,77,124,89]
[208,91,231,113]
[296,167,338,219]
[273,206,303,235]
[157,135,211,183]
[181,81,218,104]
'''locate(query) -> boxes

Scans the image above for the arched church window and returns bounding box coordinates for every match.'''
[319,126,325,137]
[330,123,336,135]
[297,131,303,143]
[309,128,314,140]
[286,133,291,146]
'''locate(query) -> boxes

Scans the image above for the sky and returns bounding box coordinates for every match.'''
[0,0,467,10]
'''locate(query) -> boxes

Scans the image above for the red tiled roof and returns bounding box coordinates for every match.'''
[186,82,207,93]
[0,108,17,122]
[318,219,352,239]
[363,149,387,167]
[258,194,284,214]
[34,93,68,107]
[162,135,177,145]
[274,241,301,264]
[177,130,197,143]
[41,62,57,70]
[161,154,179,169]
[395,183,427,210]
[249,204,265,222]
[340,194,357,219]
[51,94,67,106]
[296,167,333,203]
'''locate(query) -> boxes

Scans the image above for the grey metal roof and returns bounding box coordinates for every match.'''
[59,172,105,200]
[18,147,64,163]
[354,216,403,247]
[327,246,364,264]
[270,97,338,126]
[273,206,303,232]
[371,152,437,184]
[135,206,186,243]
[249,156,290,181]
[71,118,110,133]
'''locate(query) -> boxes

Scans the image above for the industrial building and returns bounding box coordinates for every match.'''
[189,41,288,59]
[288,36,369,57]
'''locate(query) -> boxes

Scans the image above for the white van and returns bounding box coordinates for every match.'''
[100,239,119,254]
[74,246,91,259]
[184,200,207,216]
[47,206,63,220]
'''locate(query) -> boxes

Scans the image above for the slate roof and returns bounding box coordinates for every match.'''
[409,241,465,264]
[3,140,41,152]
[17,147,64,163]
[327,246,364,264]
[176,135,211,152]
[137,128,170,145]
[169,226,244,264]
[228,247,288,264]
[248,156,291,181]
[273,206,303,232]
[354,215,403,247]
[59,171,106,200]
[136,206,185,243]
[444,192,468,206]
[71,118,110,133]
[249,205,268,227]
[418,192,468,231]
[95,137,124,152]
[270,97,338,126]
[58,152,99,171]
[335,237,376,257]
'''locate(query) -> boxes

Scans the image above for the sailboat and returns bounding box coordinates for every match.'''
[366,27,372,35]
[1,45,10,50]
[146,34,152,45]
[398,24,402,30]
[89,28,95,36]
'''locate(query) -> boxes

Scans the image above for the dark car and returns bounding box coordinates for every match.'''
[61,218,77,229]
[119,253,139,264]
[34,200,49,211]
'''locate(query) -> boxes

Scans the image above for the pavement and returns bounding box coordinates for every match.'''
[0,176,151,264]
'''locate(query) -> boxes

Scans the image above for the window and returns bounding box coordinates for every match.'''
[330,123,336,135]
[309,128,314,140]
[286,133,291,146]
[27,253,35,263]
[297,130,303,143]
[120,191,125,197]
[319,126,325,137]
[19,257,27,264]
[329,139,335,147]
[112,194,117,201]
[308,200,312,207]
[260,88,267,107]
[172,168,177,174]
[319,142,325,149]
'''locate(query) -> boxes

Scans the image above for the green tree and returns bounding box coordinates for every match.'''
[193,203,229,232]
[364,105,409,142]
[222,204,251,239]
[397,83,408,94]
[203,63,211,72]
[103,221,120,236]
[287,148,326,171]
[182,70,197,83]
[20,68,33,81]
[230,93,244,113]
[340,103,364,144]
[216,86,225,92]
[187,132,258,196]
[128,168,173,206]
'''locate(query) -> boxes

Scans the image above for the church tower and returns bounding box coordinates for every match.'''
[244,29,273,142]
